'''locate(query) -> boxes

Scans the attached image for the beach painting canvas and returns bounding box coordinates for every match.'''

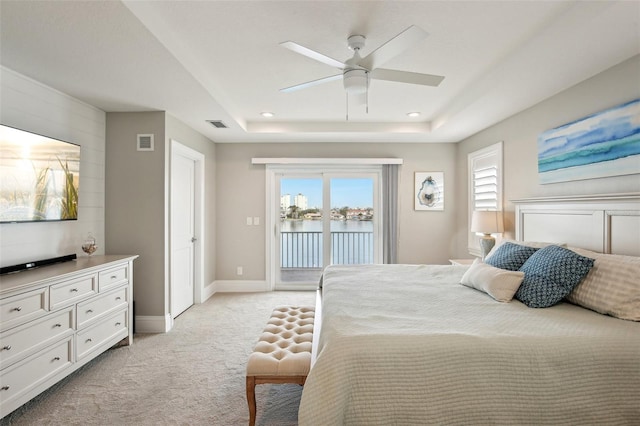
[538,99,640,184]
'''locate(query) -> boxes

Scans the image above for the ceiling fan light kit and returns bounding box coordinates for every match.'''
[343,69,369,94]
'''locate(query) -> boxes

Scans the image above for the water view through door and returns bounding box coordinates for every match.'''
[278,176,376,285]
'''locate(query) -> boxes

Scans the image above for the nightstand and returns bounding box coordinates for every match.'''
[449,258,476,266]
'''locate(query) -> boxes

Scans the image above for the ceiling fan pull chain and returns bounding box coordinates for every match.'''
[346,93,349,121]
[366,73,370,114]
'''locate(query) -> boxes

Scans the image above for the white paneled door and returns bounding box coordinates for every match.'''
[170,142,197,318]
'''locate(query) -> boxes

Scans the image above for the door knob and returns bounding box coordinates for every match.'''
[191,237,197,243]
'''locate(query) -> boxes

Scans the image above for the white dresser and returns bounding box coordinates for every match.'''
[0,255,137,418]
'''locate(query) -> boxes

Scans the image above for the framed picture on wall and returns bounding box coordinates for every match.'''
[415,172,444,211]
[538,98,640,184]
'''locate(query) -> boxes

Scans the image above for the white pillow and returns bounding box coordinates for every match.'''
[460,259,525,302]
[566,247,640,321]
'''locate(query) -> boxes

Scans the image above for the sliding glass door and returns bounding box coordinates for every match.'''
[329,177,375,266]
[279,175,324,285]
[269,166,381,290]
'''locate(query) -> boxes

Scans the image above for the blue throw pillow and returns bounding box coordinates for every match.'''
[485,242,539,271]
[516,245,595,308]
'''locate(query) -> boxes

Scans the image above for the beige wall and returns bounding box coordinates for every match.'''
[0,67,106,267]
[215,142,457,282]
[453,55,640,257]
[106,112,166,317]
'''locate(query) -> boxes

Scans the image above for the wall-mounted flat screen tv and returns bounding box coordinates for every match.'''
[0,124,80,223]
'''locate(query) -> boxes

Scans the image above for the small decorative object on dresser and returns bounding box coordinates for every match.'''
[0,254,137,418]
[81,233,97,256]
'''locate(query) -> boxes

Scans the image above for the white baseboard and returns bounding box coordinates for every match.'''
[135,313,173,333]
[213,280,270,292]
[135,281,269,334]
[274,283,318,291]
[201,281,217,302]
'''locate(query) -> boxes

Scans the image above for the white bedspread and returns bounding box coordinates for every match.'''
[298,264,640,425]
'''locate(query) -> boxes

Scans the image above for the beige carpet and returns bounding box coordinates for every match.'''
[1,291,316,426]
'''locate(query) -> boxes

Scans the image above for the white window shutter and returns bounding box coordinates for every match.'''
[468,142,503,255]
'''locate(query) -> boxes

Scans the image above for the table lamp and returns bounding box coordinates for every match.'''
[471,210,504,260]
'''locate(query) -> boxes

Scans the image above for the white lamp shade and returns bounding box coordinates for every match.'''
[471,210,504,234]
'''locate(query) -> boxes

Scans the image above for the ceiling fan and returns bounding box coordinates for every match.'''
[280,25,445,96]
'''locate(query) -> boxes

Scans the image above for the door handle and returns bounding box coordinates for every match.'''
[191,237,197,243]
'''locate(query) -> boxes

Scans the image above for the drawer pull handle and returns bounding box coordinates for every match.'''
[53,357,60,361]
[1,386,9,391]
[116,297,122,300]
[54,323,62,328]
[87,309,94,314]
[85,338,92,343]
[115,322,122,326]
[2,345,11,351]
[111,275,117,279]
[12,306,22,312]
[70,288,79,292]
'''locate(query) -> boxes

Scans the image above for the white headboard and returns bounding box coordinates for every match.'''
[512,193,640,256]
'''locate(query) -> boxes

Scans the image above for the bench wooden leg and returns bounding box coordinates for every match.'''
[246,376,256,426]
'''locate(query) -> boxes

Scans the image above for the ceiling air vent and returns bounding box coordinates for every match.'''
[137,134,154,151]
[207,120,228,129]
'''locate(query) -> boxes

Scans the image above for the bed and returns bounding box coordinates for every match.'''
[298,194,640,425]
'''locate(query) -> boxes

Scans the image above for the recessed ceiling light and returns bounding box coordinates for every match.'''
[261,112,275,118]
[407,112,421,118]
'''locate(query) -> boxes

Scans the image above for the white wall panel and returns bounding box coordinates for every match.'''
[609,213,640,256]
[0,67,106,266]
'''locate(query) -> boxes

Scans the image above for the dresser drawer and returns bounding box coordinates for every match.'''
[0,306,74,370]
[98,265,128,292]
[76,310,127,360]
[0,287,48,332]
[50,274,97,310]
[0,337,72,406]
[77,286,128,329]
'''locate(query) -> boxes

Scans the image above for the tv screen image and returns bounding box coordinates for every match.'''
[0,124,80,223]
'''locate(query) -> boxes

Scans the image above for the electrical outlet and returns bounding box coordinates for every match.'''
[236,266,243,276]
[246,217,252,226]
[253,217,260,226]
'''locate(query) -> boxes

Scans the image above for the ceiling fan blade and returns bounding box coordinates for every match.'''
[359,25,428,71]
[370,68,444,87]
[280,74,343,93]
[280,41,346,69]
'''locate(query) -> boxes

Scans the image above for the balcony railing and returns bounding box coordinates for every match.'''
[280,231,373,268]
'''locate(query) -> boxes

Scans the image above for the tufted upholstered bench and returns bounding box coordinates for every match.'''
[246,305,315,426]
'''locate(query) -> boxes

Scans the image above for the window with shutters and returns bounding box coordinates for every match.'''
[468,142,503,256]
